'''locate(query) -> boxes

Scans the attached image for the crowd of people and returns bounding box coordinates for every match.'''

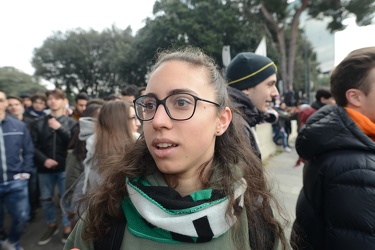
[1,45,375,250]
[0,85,143,249]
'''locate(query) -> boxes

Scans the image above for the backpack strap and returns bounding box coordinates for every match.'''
[94,217,126,250]
[248,205,276,250]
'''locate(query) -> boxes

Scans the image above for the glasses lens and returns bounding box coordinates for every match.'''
[134,93,196,121]
[135,96,157,121]
[166,93,195,120]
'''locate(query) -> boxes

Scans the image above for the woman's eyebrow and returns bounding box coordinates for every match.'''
[146,88,199,98]
[168,88,197,95]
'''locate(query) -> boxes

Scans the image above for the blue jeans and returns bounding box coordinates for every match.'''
[38,172,70,227]
[0,179,30,244]
[273,126,288,148]
[28,167,39,213]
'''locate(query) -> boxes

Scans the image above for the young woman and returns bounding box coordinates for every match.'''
[63,101,140,224]
[65,47,289,250]
[81,100,140,195]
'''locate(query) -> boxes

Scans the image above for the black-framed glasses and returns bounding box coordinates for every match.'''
[133,93,221,121]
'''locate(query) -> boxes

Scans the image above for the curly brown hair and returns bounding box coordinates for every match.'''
[79,47,289,250]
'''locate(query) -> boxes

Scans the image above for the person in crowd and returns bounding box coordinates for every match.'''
[70,92,89,121]
[20,93,32,110]
[273,102,292,153]
[121,84,139,103]
[65,99,106,192]
[7,94,46,221]
[6,96,25,120]
[62,100,140,227]
[291,47,375,249]
[105,93,122,101]
[25,93,47,119]
[0,91,34,250]
[297,88,335,128]
[30,89,77,245]
[26,91,48,219]
[293,88,335,167]
[62,100,105,228]
[65,47,289,250]
[138,86,147,96]
[81,101,140,196]
[226,52,280,159]
[127,102,142,139]
[283,88,295,107]
[8,94,47,127]
[293,101,310,133]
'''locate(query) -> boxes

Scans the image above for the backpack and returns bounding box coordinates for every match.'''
[93,217,127,250]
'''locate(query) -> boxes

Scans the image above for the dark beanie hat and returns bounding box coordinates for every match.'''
[226,52,277,90]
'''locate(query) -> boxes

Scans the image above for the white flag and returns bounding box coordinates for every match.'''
[222,45,231,67]
[255,36,267,56]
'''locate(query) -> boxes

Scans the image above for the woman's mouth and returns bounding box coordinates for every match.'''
[156,143,177,149]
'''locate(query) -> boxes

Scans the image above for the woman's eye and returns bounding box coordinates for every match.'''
[176,98,189,107]
[145,102,156,110]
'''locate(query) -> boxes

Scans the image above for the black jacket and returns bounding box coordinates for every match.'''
[291,105,375,249]
[227,87,263,159]
[31,115,77,173]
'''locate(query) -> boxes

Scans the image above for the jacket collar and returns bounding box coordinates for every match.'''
[227,87,263,127]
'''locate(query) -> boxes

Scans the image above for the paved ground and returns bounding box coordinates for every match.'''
[264,144,303,238]
[4,144,303,250]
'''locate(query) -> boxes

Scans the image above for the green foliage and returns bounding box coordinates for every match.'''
[293,33,318,93]
[309,0,375,32]
[0,67,46,96]
[133,0,245,70]
[32,27,135,98]
[132,0,280,81]
[30,0,374,98]
[251,0,375,93]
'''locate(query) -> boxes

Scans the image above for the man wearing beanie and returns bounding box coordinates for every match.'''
[226,52,279,159]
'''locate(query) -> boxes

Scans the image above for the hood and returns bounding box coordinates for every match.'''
[310,101,325,110]
[79,117,96,141]
[227,86,263,127]
[296,105,375,160]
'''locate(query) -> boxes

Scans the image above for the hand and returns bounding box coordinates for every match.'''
[44,159,58,169]
[48,118,62,130]
[13,173,30,180]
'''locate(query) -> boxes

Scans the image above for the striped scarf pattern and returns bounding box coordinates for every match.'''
[122,177,247,244]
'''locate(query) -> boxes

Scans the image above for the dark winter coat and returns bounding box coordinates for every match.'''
[227,86,263,159]
[31,114,77,173]
[291,105,375,249]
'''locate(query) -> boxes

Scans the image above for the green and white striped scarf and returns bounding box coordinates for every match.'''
[122,176,247,244]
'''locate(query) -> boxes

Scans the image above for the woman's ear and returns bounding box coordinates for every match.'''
[346,88,363,108]
[216,107,232,136]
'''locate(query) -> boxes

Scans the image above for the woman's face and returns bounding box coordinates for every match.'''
[143,60,230,178]
[128,106,141,134]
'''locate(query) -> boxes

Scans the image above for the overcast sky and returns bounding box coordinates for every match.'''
[334,19,375,65]
[1,1,374,78]
[0,0,155,75]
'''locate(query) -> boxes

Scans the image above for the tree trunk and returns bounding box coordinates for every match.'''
[260,3,288,93]
[260,0,309,94]
[288,0,309,92]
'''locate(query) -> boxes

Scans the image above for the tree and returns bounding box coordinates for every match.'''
[132,0,282,84]
[251,0,375,93]
[0,67,46,96]
[132,0,244,78]
[32,26,135,98]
